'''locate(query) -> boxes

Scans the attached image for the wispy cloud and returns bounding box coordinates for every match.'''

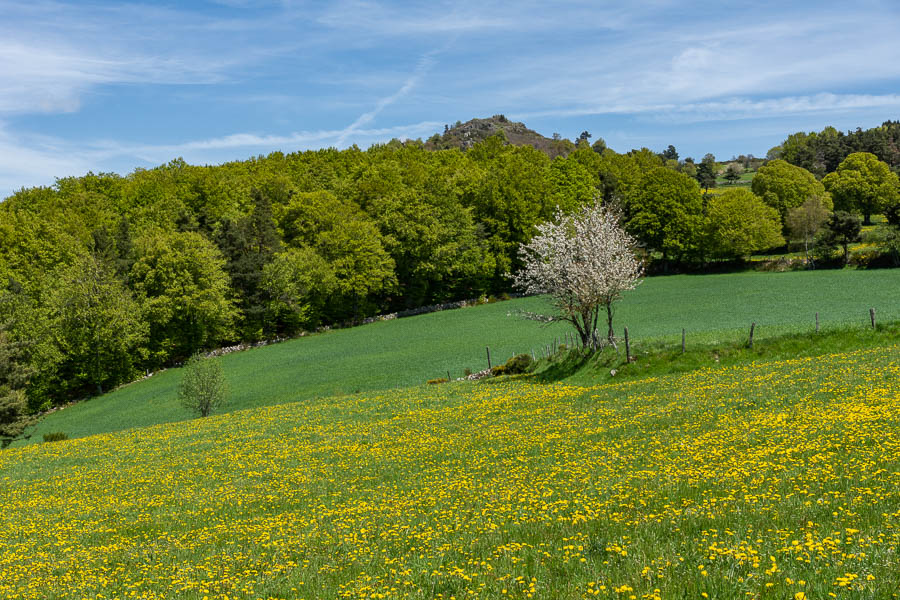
[514,93,900,123]
[336,49,441,146]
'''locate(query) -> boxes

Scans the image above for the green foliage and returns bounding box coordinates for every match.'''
[131,230,237,365]
[216,188,282,339]
[785,197,830,267]
[261,247,337,334]
[0,323,34,447]
[774,121,900,177]
[49,254,147,397]
[695,156,717,190]
[624,167,704,260]
[42,431,68,443]
[823,152,900,224]
[816,211,862,265]
[723,163,742,184]
[178,353,228,418]
[751,159,830,222]
[705,189,784,259]
[490,353,534,376]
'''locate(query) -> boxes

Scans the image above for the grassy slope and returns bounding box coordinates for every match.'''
[21,268,900,443]
[3,346,899,599]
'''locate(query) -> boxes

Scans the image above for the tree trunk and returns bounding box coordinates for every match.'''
[606,304,615,342]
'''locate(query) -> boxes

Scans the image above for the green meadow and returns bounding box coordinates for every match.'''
[21,268,900,444]
[2,344,898,599]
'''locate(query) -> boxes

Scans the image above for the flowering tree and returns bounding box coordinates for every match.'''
[513,203,643,346]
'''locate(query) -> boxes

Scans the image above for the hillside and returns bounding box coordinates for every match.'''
[425,114,577,156]
[3,345,898,598]
[19,268,900,445]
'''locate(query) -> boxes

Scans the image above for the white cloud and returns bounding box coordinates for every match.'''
[513,93,900,123]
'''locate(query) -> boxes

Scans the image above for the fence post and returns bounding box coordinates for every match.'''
[624,327,631,362]
[749,323,756,349]
[870,308,876,329]
[815,312,819,333]
[447,370,451,382]
[681,328,686,354]
[486,346,492,370]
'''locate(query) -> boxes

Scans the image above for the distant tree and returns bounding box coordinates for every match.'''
[578,131,592,142]
[823,152,900,225]
[130,230,237,365]
[178,353,227,418]
[216,188,282,339]
[625,167,705,262]
[661,145,679,161]
[591,138,607,154]
[817,211,861,265]
[0,321,35,447]
[552,132,562,141]
[751,159,831,222]
[261,247,337,334]
[695,159,717,191]
[723,163,742,184]
[49,254,147,397]
[785,197,830,268]
[513,203,643,345]
[705,189,784,259]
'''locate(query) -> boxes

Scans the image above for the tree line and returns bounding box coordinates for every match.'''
[2,130,899,442]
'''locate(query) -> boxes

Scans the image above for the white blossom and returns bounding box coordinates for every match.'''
[513,203,643,345]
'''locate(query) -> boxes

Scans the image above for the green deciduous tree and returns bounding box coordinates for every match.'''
[261,247,337,334]
[785,197,831,268]
[49,254,147,397]
[624,167,705,263]
[751,159,831,223]
[816,211,861,266]
[0,318,35,447]
[131,230,237,365]
[705,189,784,259]
[723,163,742,185]
[275,190,396,321]
[178,353,227,418]
[822,152,900,225]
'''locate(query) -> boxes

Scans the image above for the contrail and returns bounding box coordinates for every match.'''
[335,48,442,147]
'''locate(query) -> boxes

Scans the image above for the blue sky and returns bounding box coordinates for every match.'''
[2,0,900,198]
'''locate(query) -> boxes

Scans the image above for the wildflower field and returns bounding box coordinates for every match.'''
[2,346,900,599]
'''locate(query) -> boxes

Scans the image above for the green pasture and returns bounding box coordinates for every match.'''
[20,268,900,444]
[3,346,899,598]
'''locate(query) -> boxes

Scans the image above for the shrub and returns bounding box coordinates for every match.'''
[427,378,448,385]
[43,432,68,443]
[178,354,228,418]
[492,354,534,376]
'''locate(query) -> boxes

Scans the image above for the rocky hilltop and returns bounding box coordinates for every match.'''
[425,115,576,157]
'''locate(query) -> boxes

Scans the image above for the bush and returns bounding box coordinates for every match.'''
[178,354,228,418]
[43,432,68,443]
[427,378,448,385]
[491,353,534,376]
